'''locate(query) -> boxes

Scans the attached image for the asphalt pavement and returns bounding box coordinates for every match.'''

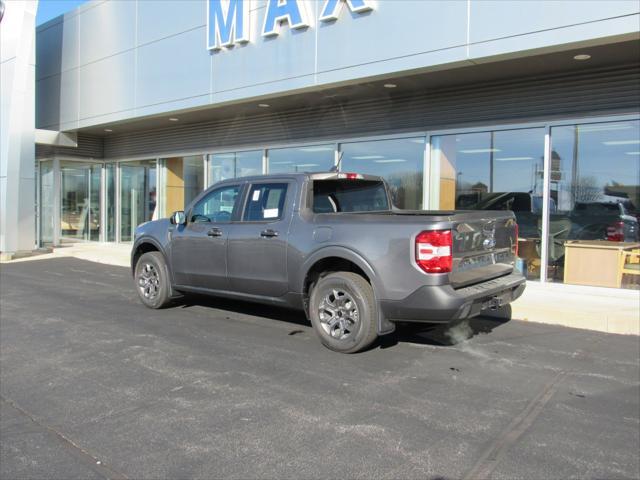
[1,258,639,480]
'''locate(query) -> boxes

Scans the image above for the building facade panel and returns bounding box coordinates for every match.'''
[210,3,317,94]
[136,26,211,107]
[468,0,640,44]
[136,0,206,46]
[103,64,640,160]
[35,14,79,80]
[315,0,468,73]
[78,50,135,121]
[34,0,640,131]
[78,0,136,65]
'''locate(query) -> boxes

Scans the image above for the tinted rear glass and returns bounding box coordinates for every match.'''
[313,180,390,213]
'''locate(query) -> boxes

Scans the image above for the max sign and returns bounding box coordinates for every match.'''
[207,0,373,51]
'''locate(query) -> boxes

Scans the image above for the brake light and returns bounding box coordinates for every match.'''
[606,221,625,242]
[415,230,452,274]
[338,172,363,180]
[513,223,519,257]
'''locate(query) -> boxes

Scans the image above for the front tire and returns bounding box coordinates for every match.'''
[134,251,172,309]
[309,272,378,353]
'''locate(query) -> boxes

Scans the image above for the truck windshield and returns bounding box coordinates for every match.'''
[312,179,390,213]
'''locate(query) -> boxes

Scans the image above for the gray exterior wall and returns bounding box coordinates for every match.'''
[101,63,640,160]
[36,0,640,132]
[1,0,38,254]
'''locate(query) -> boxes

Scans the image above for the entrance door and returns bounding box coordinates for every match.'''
[120,160,157,242]
[227,181,292,297]
[170,183,241,290]
[60,161,101,241]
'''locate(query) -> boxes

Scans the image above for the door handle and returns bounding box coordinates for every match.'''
[260,229,279,238]
[207,228,223,237]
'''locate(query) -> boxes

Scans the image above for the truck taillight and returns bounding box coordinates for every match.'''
[415,230,452,274]
[606,221,625,242]
[338,172,363,180]
[513,223,519,257]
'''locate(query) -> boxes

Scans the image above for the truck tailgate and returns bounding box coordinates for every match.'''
[450,213,518,289]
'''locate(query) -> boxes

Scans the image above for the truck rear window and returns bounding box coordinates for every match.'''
[312,180,390,213]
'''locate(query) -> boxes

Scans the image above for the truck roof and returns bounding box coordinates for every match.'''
[213,171,384,184]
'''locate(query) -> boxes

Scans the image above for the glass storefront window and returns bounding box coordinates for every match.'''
[60,161,101,241]
[162,156,205,216]
[267,145,334,174]
[431,128,545,279]
[548,120,640,288]
[120,160,157,242]
[39,160,55,244]
[340,137,425,210]
[209,150,263,184]
[105,163,116,242]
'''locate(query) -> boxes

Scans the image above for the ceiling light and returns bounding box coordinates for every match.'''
[578,123,632,133]
[352,155,385,160]
[573,54,591,61]
[298,146,333,152]
[258,103,270,108]
[625,151,640,156]
[374,159,407,163]
[603,140,640,146]
[296,163,320,168]
[494,156,534,162]
[104,129,113,132]
[409,138,425,144]
[459,148,501,154]
[383,83,397,89]
[168,117,179,122]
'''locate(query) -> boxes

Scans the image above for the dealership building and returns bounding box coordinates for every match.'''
[1,0,639,290]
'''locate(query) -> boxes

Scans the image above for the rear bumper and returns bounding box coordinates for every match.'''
[380,272,526,323]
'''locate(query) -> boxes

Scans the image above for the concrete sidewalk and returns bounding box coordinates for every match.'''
[2,242,638,336]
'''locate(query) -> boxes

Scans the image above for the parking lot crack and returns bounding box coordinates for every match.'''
[0,395,129,480]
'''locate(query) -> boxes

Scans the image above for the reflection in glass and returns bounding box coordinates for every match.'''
[549,120,640,288]
[209,150,262,184]
[39,160,55,244]
[120,160,156,242]
[340,137,424,210]
[431,128,545,279]
[105,163,116,242]
[162,156,205,216]
[268,145,334,174]
[60,161,101,241]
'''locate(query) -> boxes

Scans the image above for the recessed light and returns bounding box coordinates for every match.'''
[258,103,270,108]
[603,140,640,146]
[459,148,502,154]
[104,129,113,132]
[383,83,397,89]
[168,117,179,122]
[573,54,591,61]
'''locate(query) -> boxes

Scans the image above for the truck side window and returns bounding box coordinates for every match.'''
[190,185,239,223]
[243,183,288,221]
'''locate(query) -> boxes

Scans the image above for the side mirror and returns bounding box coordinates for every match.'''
[170,210,186,225]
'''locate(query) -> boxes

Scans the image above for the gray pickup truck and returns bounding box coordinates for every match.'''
[131,172,525,353]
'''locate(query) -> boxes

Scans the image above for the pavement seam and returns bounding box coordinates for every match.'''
[462,371,567,480]
[0,395,129,480]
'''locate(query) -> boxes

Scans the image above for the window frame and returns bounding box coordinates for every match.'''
[187,182,243,225]
[239,180,292,224]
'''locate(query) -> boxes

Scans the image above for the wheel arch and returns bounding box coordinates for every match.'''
[131,238,167,275]
[300,247,394,335]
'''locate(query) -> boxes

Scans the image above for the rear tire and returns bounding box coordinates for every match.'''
[309,272,378,353]
[134,251,172,309]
